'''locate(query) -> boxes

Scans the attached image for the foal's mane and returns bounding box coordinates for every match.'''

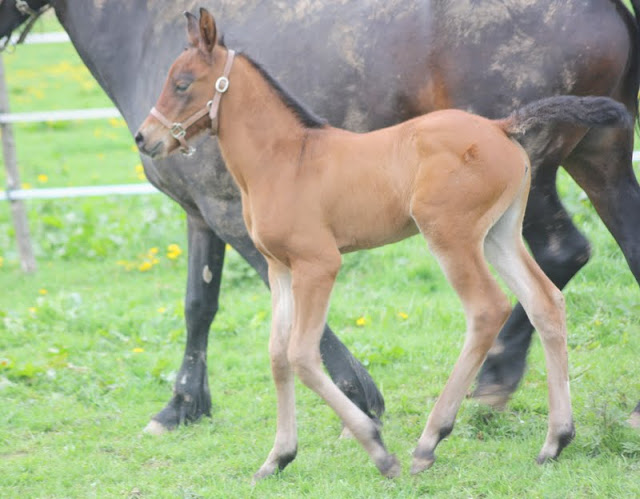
[234,47,328,130]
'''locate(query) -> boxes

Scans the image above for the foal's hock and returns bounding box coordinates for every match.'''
[136,8,632,479]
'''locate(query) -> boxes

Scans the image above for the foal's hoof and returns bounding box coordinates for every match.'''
[376,454,401,478]
[410,449,435,475]
[536,424,576,464]
[252,463,278,485]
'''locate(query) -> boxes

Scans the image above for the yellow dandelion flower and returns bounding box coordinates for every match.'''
[225,244,232,251]
[108,117,125,128]
[131,144,139,152]
[28,307,37,314]
[21,182,32,190]
[134,163,146,180]
[157,307,166,314]
[397,311,409,320]
[138,261,152,272]
[38,288,48,295]
[149,247,159,255]
[167,244,182,259]
[132,347,144,353]
[151,258,160,265]
[93,128,103,138]
[0,256,4,267]
[97,153,105,160]
[356,316,367,327]
[37,174,49,183]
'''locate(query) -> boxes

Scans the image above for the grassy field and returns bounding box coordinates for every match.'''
[1,13,640,499]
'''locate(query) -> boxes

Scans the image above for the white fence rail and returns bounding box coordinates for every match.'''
[1,30,158,204]
[0,29,159,271]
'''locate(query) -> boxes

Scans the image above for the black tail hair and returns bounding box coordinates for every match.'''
[499,95,633,137]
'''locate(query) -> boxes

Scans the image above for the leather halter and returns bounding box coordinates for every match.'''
[150,49,236,157]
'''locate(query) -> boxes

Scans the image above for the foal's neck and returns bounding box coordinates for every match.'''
[215,54,325,193]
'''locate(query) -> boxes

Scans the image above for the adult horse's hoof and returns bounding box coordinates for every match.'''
[144,389,211,435]
[470,383,511,410]
[144,419,169,436]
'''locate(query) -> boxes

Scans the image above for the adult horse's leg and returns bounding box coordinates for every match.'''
[147,213,384,433]
[561,126,640,423]
[473,160,591,407]
[146,214,225,433]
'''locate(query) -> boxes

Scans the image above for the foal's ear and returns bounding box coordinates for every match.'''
[184,11,199,47]
[198,7,217,54]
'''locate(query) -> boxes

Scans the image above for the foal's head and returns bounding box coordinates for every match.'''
[135,8,229,158]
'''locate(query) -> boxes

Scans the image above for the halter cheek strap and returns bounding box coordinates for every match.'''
[209,49,236,135]
[149,49,236,157]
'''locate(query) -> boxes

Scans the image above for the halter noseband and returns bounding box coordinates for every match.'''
[150,49,236,157]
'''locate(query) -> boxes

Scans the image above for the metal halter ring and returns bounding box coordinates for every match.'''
[180,145,196,157]
[170,123,186,139]
[215,76,230,93]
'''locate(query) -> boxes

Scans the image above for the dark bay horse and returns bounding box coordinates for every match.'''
[1,0,639,430]
[137,9,632,477]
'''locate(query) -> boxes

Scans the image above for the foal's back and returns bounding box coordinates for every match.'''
[294,109,530,253]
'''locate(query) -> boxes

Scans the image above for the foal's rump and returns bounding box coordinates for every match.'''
[405,110,530,239]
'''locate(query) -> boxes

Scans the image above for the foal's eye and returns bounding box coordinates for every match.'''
[175,81,192,92]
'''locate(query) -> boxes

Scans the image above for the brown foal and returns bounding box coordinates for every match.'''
[136,9,631,479]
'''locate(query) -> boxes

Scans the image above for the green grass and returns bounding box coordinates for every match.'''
[1,12,640,498]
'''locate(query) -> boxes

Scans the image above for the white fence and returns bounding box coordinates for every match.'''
[0,31,159,271]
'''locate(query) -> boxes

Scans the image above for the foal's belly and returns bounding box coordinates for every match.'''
[334,213,420,253]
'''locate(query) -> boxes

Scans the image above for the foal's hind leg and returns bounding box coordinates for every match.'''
[411,230,512,474]
[484,186,574,463]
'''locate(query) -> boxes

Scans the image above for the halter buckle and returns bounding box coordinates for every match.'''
[170,123,186,139]
[215,76,230,93]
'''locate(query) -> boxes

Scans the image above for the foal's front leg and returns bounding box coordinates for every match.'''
[253,262,298,482]
[286,256,400,478]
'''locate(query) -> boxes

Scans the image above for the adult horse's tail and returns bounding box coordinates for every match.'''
[496,95,633,137]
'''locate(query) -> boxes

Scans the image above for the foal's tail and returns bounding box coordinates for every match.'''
[496,95,633,137]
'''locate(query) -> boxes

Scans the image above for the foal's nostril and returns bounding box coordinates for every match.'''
[134,131,144,146]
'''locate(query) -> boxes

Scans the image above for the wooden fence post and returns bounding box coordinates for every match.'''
[0,53,37,273]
